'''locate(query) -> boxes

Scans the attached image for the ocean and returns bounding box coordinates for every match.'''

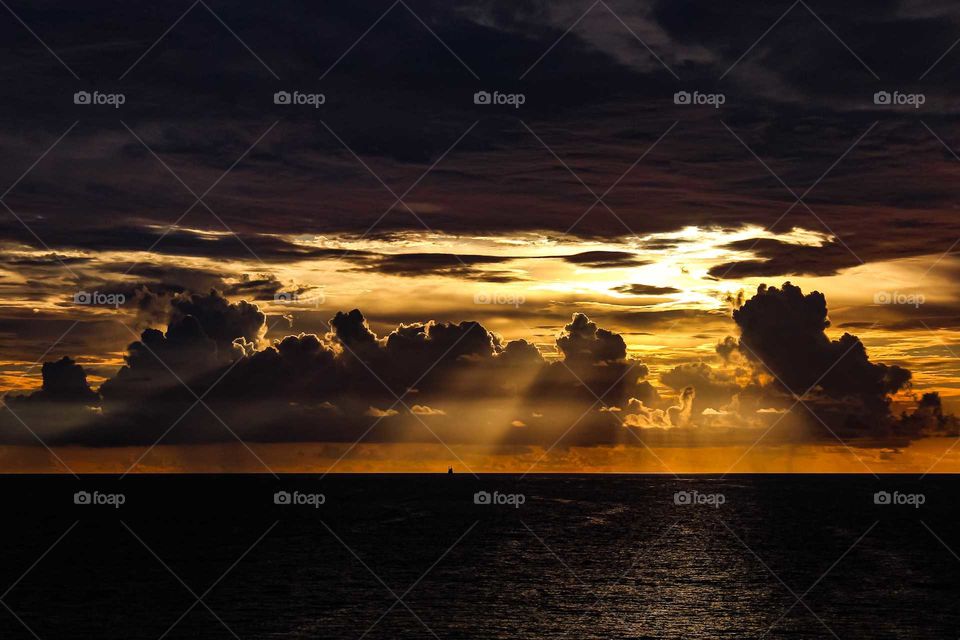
[0,474,954,639]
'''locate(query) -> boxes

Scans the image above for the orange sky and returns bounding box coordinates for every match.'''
[3,233,960,473]
[4,438,960,474]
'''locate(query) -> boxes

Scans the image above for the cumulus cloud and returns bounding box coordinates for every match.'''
[1,285,954,449]
[556,313,626,365]
[621,387,695,429]
[731,282,943,441]
[0,291,637,446]
[4,356,101,442]
[169,290,267,357]
[661,362,741,415]
[36,357,99,403]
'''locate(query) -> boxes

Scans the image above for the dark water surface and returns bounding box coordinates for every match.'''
[0,474,956,639]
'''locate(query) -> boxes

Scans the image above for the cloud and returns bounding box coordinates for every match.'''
[2,285,954,450]
[366,406,399,418]
[3,356,101,441]
[0,291,631,446]
[708,238,856,279]
[561,252,650,269]
[351,252,524,282]
[27,356,97,403]
[410,404,446,416]
[556,313,626,365]
[171,290,265,344]
[622,388,695,429]
[612,284,682,295]
[0,0,956,289]
[1,2,958,470]
[900,392,960,436]
[715,336,741,362]
[731,282,935,441]
[661,362,741,414]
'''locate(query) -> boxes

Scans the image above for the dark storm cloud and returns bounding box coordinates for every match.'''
[2,291,642,446]
[168,290,266,354]
[734,282,910,397]
[2,356,101,436]
[35,357,98,402]
[555,313,626,364]
[3,284,953,448]
[731,282,954,440]
[0,0,958,284]
[3,2,960,452]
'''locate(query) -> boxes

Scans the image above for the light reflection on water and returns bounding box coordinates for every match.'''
[0,474,953,639]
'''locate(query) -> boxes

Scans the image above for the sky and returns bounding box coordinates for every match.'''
[3,0,960,474]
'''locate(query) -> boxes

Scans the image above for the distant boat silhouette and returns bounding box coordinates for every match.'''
[448,466,453,474]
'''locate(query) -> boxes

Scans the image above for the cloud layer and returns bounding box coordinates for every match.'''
[3,283,953,451]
